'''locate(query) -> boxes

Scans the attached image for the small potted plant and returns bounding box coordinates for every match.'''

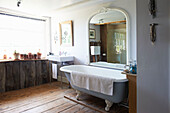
[37,52,41,59]
[20,54,24,60]
[37,49,41,59]
[14,50,20,60]
[33,54,37,59]
[28,52,32,59]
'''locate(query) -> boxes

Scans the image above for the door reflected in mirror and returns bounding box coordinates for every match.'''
[89,9,129,69]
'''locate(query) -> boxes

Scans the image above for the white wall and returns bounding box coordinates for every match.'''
[50,0,136,65]
[137,0,169,113]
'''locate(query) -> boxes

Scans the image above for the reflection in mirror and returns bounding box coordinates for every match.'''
[89,9,128,69]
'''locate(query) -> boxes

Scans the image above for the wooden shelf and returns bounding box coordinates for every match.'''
[94,20,126,25]
[121,72,137,76]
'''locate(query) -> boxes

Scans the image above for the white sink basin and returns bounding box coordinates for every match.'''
[47,55,74,62]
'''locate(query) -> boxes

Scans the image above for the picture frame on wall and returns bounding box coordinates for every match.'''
[89,29,96,39]
[59,20,73,46]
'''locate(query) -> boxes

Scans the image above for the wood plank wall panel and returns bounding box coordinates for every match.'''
[25,61,36,88]
[6,62,20,91]
[5,63,14,91]
[41,61,50,84]
[0,60,51,93]
[20,62,26,89]
[35,61,42,85]
[48,61,52,82]
[0,63,6,92]
[12,62,20,90]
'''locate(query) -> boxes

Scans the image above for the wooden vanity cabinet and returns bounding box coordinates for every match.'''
[0,60,52,93]
[126,74,137,113]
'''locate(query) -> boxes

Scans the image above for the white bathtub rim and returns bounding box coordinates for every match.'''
[90,61,125,70]
[60,65,128,82]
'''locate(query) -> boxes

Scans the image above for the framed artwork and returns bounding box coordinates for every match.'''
[89,29,96,39]
[59,20,73,46]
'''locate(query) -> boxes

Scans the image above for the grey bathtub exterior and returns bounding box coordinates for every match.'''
[63,72,128,103]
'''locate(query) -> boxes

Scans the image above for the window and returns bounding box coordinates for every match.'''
[114,32,126,54]
[0,13,48,59]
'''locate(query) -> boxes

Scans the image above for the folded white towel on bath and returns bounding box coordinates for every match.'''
[71,71,116,96]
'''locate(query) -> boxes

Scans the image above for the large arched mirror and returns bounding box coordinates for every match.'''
[89,8,130,69]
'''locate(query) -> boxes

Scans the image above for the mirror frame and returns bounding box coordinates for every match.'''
[87,7,130,65]
[59,20,74,47]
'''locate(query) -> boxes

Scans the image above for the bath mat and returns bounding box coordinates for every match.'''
[64,91,128,113]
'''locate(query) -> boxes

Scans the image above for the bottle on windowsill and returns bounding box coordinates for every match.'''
[13,50,20,60]
[3,50,7,59]
[37,49,42,59]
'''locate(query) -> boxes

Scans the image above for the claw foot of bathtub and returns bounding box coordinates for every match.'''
[76,90,81,100]
[105,100,113,111]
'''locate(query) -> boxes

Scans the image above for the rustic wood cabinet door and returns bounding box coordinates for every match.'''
[0,63,6,92]
[0,60,51,93]
[6,62,20,91]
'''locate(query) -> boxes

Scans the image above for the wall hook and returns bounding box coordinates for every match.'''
[150,23,158,44]
[148,0,156,18]
[17,0,22,7]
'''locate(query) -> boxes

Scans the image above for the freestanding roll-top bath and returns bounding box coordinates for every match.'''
[60,65,128,111]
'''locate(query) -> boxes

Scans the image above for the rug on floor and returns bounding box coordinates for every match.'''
[64,90,128,113]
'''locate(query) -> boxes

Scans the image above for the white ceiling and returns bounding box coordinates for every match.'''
[90,10,126,24]
[0,0,114,16]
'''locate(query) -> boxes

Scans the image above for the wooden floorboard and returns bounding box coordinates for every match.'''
[1,89,68,112]
[0,82,127,113]
[43,100,77,113]
[59,104,85,113]
[22,98,67,113]
[76,107,98,113]
[0,84,73,112]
